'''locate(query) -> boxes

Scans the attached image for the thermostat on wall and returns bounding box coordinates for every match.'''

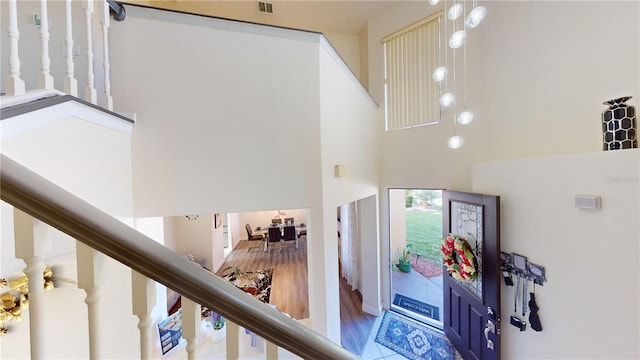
[575,195,601,209]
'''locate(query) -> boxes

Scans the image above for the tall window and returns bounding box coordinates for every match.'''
[383,13,442,131]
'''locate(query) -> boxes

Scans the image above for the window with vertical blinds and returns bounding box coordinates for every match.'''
[383,13,442,131]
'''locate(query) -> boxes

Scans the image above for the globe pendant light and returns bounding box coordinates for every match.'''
[448,3,463,20]
[449,30,467,49]
[440,93,455,108]
[457,111,474,125]
[465,5,486,28]
[432,66,448,82]
[428,0,440,4]
[447,135,464,149]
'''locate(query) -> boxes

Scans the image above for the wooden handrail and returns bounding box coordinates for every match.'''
[0,154,358,360]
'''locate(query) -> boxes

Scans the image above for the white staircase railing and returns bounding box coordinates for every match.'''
[1,154,357,359]
[3,0,115,108]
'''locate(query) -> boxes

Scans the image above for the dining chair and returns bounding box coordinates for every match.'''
[245,224,265,252]
[267,226,282,253]
[282,225,298,250]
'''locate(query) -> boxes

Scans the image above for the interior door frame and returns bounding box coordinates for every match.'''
[443,190,501,360]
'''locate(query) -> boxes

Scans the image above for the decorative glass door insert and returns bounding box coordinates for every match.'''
[450,200,483,299]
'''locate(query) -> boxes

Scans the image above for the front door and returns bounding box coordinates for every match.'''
[443,190,501,360]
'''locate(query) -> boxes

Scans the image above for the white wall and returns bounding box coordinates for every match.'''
[312,41,379,341]
[111,6,322,217]
[160,214,231,274]
[323,32,361,82]
[357,195,381,316]
[472,149,639,359]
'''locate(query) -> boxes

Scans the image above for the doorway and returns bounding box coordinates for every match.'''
[389,189,444,329]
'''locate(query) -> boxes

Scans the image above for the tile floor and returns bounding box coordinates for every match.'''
[360,314,410,360]
[392,267,444,329]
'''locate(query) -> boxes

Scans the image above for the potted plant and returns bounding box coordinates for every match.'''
[210,311,226,342]
[396,248,412,273]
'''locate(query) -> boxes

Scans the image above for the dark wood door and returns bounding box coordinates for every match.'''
[443,190,501,360]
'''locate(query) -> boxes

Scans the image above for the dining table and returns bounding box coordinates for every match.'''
[253,224,306,252]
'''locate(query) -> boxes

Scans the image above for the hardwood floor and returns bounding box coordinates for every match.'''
[216,239,309,319]
[339,275,377,356]
[218,239,375,356]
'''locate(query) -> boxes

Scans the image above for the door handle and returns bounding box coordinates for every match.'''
[484,320,496,350]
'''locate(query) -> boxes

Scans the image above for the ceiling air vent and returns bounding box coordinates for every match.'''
[257,1,274,14]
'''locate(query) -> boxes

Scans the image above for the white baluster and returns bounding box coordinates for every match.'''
[5,0,25,96]
[64,0,78,96]
[266,341,279,360]
[76,242,105,360]
[84,0,97,103]
[181,296,200,360]
[131,271,156,360]
[13,209,53,360]
[38,0,54,89]
[226,321,240,360]
[100,0,113,111]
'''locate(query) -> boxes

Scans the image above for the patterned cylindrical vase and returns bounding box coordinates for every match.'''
[602,96,637,150]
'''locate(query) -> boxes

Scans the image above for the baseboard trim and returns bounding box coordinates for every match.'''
[362,303,381,316]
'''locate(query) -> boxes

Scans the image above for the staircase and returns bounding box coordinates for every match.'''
[0,1,372,358]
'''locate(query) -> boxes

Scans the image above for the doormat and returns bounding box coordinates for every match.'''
[393,294,439,321]
[375,311,462,360]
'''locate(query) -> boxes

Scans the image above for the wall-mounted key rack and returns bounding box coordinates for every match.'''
[500,251,547,286]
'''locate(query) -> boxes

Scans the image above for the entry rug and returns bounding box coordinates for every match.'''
[375,311,462,360]
[393,294,440,320]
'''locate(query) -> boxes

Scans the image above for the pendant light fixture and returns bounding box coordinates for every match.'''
[436,6,452,108]
[447,0,463,149]
[447,3,463,20]
[465,2,486,28]
[447,135,464,149]
[449,30,467,49]
[428,0,487,149]
[440,92,455,108]
[432,66,448,82]
[457,0,474,126]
